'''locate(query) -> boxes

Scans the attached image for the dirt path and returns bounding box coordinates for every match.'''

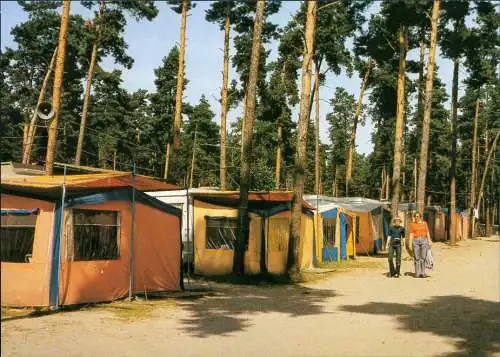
[2,238,499,357]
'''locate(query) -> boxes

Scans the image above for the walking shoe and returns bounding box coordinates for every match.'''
[395,274,400,278]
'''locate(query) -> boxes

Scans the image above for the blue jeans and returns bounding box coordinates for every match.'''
[413,237,429,277]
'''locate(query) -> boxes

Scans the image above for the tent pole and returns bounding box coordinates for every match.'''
[55,164,67,309]
[128,162,136,300]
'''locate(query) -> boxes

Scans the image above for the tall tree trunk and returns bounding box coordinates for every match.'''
[275,62,287,190]
[314,67,321,195]
[346,60,372,196]
[219,13,230,190]
[166,0,188,179]
[448,56,459,243]
[391,27,408,216]
[164,143,171,180]
[416,0,441,214]
[469,98,480,238]
[23,46,58,164]
[287,0,317,273]
[189,127,198,188]
[475,131,499,225]
[45,0,71,175]
[275,123,283,189]
[75,0,105,166]
[234,0,265,275]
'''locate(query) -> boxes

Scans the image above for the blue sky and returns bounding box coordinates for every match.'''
[1,1,459,155]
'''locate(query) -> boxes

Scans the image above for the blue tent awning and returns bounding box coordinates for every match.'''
[0,208,40,216]
[321,208,338,219]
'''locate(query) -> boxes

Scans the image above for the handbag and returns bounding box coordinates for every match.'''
[425,247,434,270]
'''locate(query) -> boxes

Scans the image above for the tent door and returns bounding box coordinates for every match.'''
[322,218,337,262]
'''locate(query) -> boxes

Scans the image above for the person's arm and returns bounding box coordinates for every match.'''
[385,235,391,250]
[401,227,406,246]
[425,222,432,246]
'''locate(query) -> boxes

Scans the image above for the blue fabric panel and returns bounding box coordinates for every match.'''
[322,247,338,262]
[374,239,382,253]
[0,208,39,216]
[49,200,63,306]
[65,188,182,217]
[254,202,291,218]
[321,208,338,219]
[383,212,390,238]
[340,213,347,260]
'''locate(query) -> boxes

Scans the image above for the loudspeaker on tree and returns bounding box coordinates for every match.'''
[37,102,55,121]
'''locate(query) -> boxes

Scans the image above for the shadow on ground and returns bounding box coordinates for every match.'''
[340,295,500,357]
[179,283,337,338]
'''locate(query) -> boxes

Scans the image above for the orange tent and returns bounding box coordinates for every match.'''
[1,174,181,307]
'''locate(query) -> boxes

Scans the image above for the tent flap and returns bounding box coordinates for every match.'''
[0,208,39,216]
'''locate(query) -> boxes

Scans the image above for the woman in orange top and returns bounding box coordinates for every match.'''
[409,212,432,278]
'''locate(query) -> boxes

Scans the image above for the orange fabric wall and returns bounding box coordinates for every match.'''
[355,211,374,255]
[59,201,131,305]
[134,202,181,293]
[1,194,54,307]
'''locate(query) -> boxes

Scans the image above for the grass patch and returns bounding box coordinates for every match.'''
[318,259,384,271]
[92,299,177,321]
[1,307,51,321]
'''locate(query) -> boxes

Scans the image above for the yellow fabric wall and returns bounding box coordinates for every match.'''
[193,200,262,275]
[300,214,314,269]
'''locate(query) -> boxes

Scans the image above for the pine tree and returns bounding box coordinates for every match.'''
[75,0,158,165]
[288,0,317,274]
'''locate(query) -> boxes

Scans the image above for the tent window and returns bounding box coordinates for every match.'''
[73,209,120,261]
[1,214,37,263]
[206,217,237,250]
[323,218,336,247]
[355,217,360,243]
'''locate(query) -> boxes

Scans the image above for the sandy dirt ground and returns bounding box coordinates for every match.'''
[2,237,499,357]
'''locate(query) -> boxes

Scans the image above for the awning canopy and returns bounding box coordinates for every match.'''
[304,195,385,213]
[1,173,178,199]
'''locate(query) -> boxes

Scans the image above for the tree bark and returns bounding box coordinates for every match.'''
[416,0,441,214]
[275,123,283,189]
[189,127,198,188]
[275,62,287,190]
[219,14,230,190]
[475,131,499,227]
[346,60,372,196]
[287,0,317,273]
[314,67,321,195]
[469,98,480,238]
[234,0,265,275]
[166,0,188,179]
[391,28,408,216]
[45,0,71,175]
[23,46,58,164]
[448,55,459,243]
[75,0,105,166]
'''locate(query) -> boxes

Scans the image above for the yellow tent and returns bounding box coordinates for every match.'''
[191,192,314,275]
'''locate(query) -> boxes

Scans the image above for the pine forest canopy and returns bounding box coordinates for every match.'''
[1,0,498,222]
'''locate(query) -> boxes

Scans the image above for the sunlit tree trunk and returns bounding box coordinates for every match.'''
[449,55,459,243]
[220,13,230,190]
[45,0,71,175]
[234,0,265,274]
[416,0,441,213]
[391,28,407,216]
[23,46,58,164]
[75,0,105,166]
[287,0,317,273]
[346,60,372,196]
[166,0,188,179]
[469,98,480,238]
